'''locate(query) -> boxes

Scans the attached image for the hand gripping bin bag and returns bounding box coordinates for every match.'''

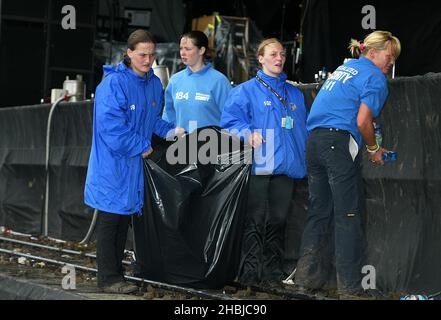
[132,127,252,289]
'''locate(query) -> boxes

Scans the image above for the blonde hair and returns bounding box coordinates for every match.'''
[257,38,283,59]
[348,30,401,59]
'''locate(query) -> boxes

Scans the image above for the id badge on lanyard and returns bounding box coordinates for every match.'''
[282,116,294,129]
[256,76,294,130]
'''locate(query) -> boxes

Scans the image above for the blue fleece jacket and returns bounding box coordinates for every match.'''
[221,70,308,178]
[162,63,231,133]
[84,62,174,215]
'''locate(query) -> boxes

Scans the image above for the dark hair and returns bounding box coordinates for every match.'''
[127,29,156,50]
[181,30,209,53]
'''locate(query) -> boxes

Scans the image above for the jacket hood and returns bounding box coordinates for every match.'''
[103,62,124,76]
[257,69,287,88]
[103,62,154,81]
[257,69,288,92]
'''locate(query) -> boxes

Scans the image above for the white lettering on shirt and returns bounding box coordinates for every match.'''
[322,65,359,92]
[176,92,189,100]
[195,93,210,102]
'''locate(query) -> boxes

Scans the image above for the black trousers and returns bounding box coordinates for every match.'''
[238,175,295,285]
[96,211,131,287]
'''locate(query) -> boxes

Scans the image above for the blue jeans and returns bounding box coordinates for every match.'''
[295,128,366,292]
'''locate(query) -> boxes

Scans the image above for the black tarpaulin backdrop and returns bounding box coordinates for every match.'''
[1,74,441,292]
[300,0,441,83]
[361,73,441,293]
[0,102,94,239]
[132,128,251,288]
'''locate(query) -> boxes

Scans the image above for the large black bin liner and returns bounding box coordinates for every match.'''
[133,127,252,289]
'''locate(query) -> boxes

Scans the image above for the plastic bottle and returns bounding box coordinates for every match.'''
[374,122,397,162]
[374,122,383,147]
[321,67,327,80]
[382,151,397,162]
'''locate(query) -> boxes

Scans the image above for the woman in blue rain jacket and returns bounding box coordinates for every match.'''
[221,38,308,287]
[84,30,181,294]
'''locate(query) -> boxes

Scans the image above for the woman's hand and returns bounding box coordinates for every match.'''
[368,147,386,166]
[174,127,186,137]
[142,147,154,158]
[248,132,265,149]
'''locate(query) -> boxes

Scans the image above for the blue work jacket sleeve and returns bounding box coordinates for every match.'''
[96,79,150,158]
[214,77,233,115]
[220,86,252,142]
[154,93,175,138]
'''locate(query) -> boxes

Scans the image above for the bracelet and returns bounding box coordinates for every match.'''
[366,143,379,154]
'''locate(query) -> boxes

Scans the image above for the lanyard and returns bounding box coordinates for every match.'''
[255,75,289,115]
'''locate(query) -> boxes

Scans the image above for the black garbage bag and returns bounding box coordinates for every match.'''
[132,127,252,289]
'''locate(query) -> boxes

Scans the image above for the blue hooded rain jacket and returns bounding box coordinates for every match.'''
[84,62,174,215]
[221,70,308,178]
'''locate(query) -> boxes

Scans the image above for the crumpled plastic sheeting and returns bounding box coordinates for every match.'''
[133,127,251,289]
